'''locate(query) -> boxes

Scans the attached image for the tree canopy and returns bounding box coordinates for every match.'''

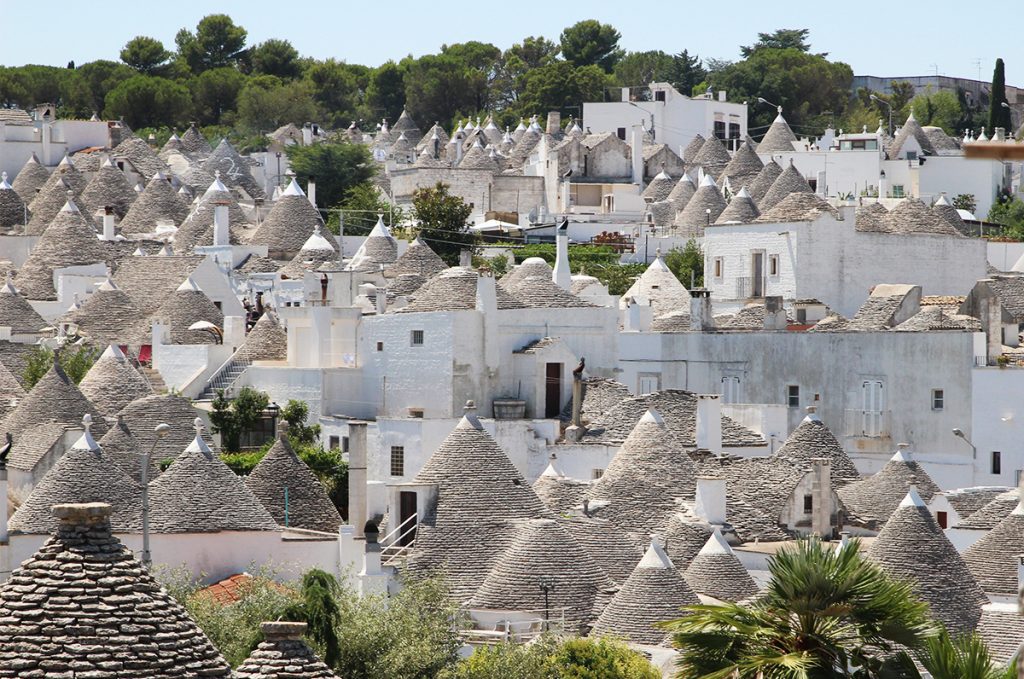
[559,20,623,72]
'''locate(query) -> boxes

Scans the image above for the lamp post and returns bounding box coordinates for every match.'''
[705,207,712,229]
[140,423,171,569]
[266,401,281,439]
[538,576,555,630]
[275,152,282,189]
[870,95,894,137]
[952,428,977,460]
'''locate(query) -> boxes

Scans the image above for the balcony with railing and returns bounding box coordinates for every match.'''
[735,275,768,300]
[844,409,892,438]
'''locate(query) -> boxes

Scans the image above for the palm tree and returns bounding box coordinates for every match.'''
[661,538,936,678]
[916,630,1015,679]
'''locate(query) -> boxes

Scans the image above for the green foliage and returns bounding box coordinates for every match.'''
[192,67,246,125]
[366,61,407,124]
[664,240,704,288]
[665,538,936,678]
[208,386,269,452]
[559,20,623,72]
[473,253,510,278]
[305,59,364,128]
[411,182,476,265]
[440,42,502,114]
[988,194,1024,239]
[22,345,100,389]
[953,193,977,214]
[441,637,556,678]
[741,28,814,57]
[237,76,320,133]
[518,62,610,120]
[281,399,320,445]
[491,36,561,111]
[120,36,171,75]
[286,140,375,212]
[176,14,248,74]
[250,39,301,79]
[910,89,964,136]
[60,60,133,117]
[989,58,1012,133]
[336,183,404,236]
[403,54,477,129]
[103,75,191,129]
[0,64,70,108]
[441,637,659,679]
[501,242,643,295]
[283,569,343,667]
[916,630,1016,679]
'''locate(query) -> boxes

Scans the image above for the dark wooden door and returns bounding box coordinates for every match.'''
[545,363,562,418]
[398,491,417,546]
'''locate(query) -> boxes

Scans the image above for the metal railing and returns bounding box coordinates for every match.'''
[458,608,568,645]
[845,409,892,438]
[380,512,417,567]
[735,275,768,299]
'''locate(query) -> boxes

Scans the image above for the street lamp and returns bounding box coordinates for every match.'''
[538,576,556,630]
[705,207,712,229]
[756,97,782,113]
[266,402,281,438]
[952,428,977,460]
[140,423,172,569]
[870,95,894,138]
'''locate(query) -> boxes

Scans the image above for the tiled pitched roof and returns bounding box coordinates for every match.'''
[837,449,941,528]
[867,488,986,635]
[9,422,142,534]
[78,345,153,417]
[466,517,614,628]
[245,433,342,533]
[405,410,549,602]
[591,540,699,646]
[683,528,759,601]
[963,502,1024,595]
[0,503,231,677]
[148,424,279,533]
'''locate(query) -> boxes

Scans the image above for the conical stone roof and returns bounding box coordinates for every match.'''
[723,141,764,190]
[691,135,731,179]
[757,111,799,153]
[888,111,936,159]
[591,540,699,645]
[387,236,448,279]
[245,431,342,533]
[773,408,861,485]
[855,202,890,232]
[405,408,549,602]
[0,275,47,334]
[963,502,1024,596]
[0,359,25,419]
[715,187,761,224]
[932,195,966,232]
[175,175,252,251]
[345,215,398,272]
[112,135,169,179]
[132,278,224,345]
[659,513,714,570]
[399,267,525,313]
[78,345,153,417]
[78,158,137,220]
[28,155,86,216]
[622,258,689,317]
[236,311,288,361]
[532,458,589,514]
[466,517,613,628]
[682,134,705,165]
[16,199,109,300]
[885,198,963,236]
[666,173,696,212]
[149,420,279,533]
[0,356,107,446]
[25,175,76,236]
[683,527,759,602]
[584,410,700,533]
[747,159,783,205]
[202,139,264,199]
[867,488,986,635]
[9,418,143,534]
[251,178,323,258]
[10,152,49,203]
[642,169,677,202]
[101,393,212,477]
[0,502,232,676]
[391,109,423,144]
[757,192,838,223]
[62,277,146,345]
[674,174,726,235]
[180,123,213,157]
[119,172,190,234]
[235,622,339,679]
[837,447,942,528]
[758,161,813,212]
[0,172,26,228]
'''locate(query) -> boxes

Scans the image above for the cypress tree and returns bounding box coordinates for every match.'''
[989,58,1012,133]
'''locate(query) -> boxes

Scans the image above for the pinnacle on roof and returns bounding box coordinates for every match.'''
[344,214,398,272]
[715,186,761,224]
[250,177,324,259]
[0,271,47,334]
[757,111,799,153]
[683,527,759,602]
[772,406,861,486]
[868,488,987,634]
[666,172,696,211]
[129,277,223,345]
[888,111,937,159]
[0,502,232,676]
[101,393,214,478]
[591,539,700,645]
[78,344,153,417]
[235,621,339,678]
[641,167,676,202]
[837,446,942,529]
[621,254,689,315]
[9,414,143,534]
[674,173,727,234]
[757,160,813,212]
[236,310,288,361]
[746,159,783,205]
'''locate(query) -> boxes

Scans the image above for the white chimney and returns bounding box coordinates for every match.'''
[695,394,722,452]
[623,298,641,332]
[552,219,571,290]
[763,296,787,330]
[374,287,386,315]
[718,90,727,102]
[816,170,827,196]
[689,289,712,331]
[101,205,115,241]
[621,87,630,102]
[459,249,472,267]
[348,422,368,539]
[307,176,317,208]
[694,476,727,525]
[301,123,313,146]
[546,111,561,135]
[810,458,832,538]
[631,124,644,187]
[213,203,230,246]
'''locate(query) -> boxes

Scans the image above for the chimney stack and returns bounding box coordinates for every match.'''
[546,111,561,135]
[689,289,713,332]
[695,394,722,452]
[260,621,308,643]
[694,476,727,525]
[307,175,317,209]
[101,205,115,241]
[552,219,571,290]
[763,296,787,330]
[347,422,368,538]
[213,202,230,247]
[631,124,644,187]
[810,457,832,538]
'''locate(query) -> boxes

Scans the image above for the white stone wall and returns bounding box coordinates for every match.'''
[970,366,1024,487]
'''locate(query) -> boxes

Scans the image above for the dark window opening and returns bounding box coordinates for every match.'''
[992,451,1002,475]
[936,511,948,529]
[616,127,626,140]
[654,90,666,102]
[788,385,800,408]
[803,495,813,513]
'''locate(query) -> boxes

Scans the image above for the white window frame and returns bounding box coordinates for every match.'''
[931,389,944,411]
[713,257,724,280]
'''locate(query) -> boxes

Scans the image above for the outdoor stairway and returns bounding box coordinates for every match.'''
[139,367,169,395]
[198,358,251,400]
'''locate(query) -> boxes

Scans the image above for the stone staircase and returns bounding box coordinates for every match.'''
[198,358,251,401]
[139,367,168,395]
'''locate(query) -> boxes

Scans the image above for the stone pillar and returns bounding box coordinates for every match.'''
[213,202,230,247]
[347,422,368,539]
[689,289,712,331]
[695,394,722,452]
[810,457,832,538]
[695,476,726,525]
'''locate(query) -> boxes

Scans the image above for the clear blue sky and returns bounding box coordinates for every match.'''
[0,0,1017,84]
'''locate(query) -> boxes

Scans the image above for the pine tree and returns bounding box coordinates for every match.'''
[989,58,1012,133]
